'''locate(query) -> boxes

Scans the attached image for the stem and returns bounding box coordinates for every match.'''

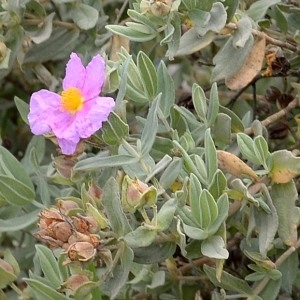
[253,238,300,296]
[10,283,23,297]
[114,0,129,24]
[140,207,151,224]
[225,23,298,52]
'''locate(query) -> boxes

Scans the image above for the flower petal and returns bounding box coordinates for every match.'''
[75,96,115,138]
[63,53,85,91]
[57,137,80,155]
[28,90,61,135]
[81,54,106,99]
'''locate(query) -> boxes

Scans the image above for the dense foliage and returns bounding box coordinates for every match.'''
[1,0,300,299]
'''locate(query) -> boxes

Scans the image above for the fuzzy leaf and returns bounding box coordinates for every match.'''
[201,235,229,259]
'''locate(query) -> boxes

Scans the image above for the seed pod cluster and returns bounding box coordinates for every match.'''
[34,200,100,263]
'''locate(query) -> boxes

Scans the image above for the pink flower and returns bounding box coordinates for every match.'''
[28,53,115,155]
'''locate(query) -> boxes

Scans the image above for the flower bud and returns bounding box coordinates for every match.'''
[150,0,172,17]
[0,259,16,289]
[0,259,14,274]
[121,175,157,213]
[56,199,80,214]
[140,0,151,14]
[0,42,8,62]
[59,274,96,298]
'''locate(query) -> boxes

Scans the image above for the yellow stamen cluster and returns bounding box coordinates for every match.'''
[61,87,84,114]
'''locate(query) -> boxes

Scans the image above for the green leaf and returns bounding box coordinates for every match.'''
[0,209,39,232]
[254,136,270,169]
[196,2,227,36]
[205,129,217,182]
[189,173,202,223]
[192,83,207,124]
[165,13,181,60]
[209,170,227,200]
[182,222,209,240]
[71,3,98,30]
[258,278,281,300]
[103,244,134,299]
[0,175,35,206]
[278,251,298,293]
[219,105,244,133]
[141,95,160,156]
[137,51,157,99]
[247,0,281,21]
[175,29,215,56]
[207,82,219,127]
[74,154,138,171]
[271,181,298,246]
[204,265,254,296]
[23,28,80,64]
[28,148,51,205]
[156,198,177,231]
[133,242,176,264]
[145,154,172,182]
[269,150,300,183]
[124,227,157,248]
[159,157,183,190]
[127,9,159,31]
[208,193,229,235]
[212,113,231,148]
[237,133,261,165]
[199,190,218,229]
[157,61,175,117]
[27,12,55,44]
[102,177,131,237]
[211,35,254,82]
[201,236,229,259]
[106,24,157,42]
[256,186,278,257]
[36,245,61,289]
[0,145,34,190]
[26,279,68,300]
[223,0,239,22]
[102,112,129,146]
[188,9,211,29]
[232,17,252,48]
[14,96,29,125]
[173,141,204,183]
[147,270,165,290]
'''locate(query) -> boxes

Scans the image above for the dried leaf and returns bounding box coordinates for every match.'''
[225,37,265,90]
[217,150,259,181]
[110,34,130,61]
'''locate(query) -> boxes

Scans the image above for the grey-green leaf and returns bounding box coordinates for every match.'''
[102,177,131,236]
[36,245,62,289]
[71,3,98,30]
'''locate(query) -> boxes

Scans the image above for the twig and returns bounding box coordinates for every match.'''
[244,97,299,135]
[115,0,129,25]
[225,23,298,52]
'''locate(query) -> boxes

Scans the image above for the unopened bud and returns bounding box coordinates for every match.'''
[59,274,96,297]
[0,42,8,62]
[150,0,172,17]
[121,175,157,213]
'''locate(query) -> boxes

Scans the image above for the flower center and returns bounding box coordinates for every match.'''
[61,87,84,113]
